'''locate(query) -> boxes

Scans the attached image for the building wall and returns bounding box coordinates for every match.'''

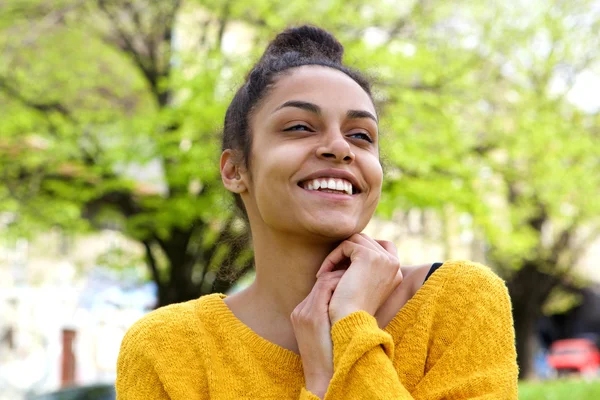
[0,229,149,397]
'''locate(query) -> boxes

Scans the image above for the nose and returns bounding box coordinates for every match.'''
[316,131,355,163]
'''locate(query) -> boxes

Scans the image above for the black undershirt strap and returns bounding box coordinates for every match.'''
[423,262,444,284]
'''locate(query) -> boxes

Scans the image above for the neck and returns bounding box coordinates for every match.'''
[246,226,339,320]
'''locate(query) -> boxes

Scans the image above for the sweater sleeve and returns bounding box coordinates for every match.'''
[324,263,519,399]
[299,388,325,400]
[325,311,413,399]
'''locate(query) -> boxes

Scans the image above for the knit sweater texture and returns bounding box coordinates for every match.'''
[116,260,519,399]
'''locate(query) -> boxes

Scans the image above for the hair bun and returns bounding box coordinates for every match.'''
[264,25,344,64]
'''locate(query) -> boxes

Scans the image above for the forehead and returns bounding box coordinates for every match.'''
[256,65,376,117]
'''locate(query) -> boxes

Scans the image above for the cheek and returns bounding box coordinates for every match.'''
[248,147,298,205]
[365,160,383,208]
[366,157,384,191]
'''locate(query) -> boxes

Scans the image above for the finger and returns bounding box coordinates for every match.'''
[352,234,395,259]
[356,234,398,258]
[292,294,310,316]
[351,235,399,271]
[310,270,345,307]
[291,270,345,322]
[348,233,381,252]
[378,240,402,283]
[394,268,404,285]
[297,270,345,308]
[375,239,398,257]
[316,241,363,277]
[319,269,346,280]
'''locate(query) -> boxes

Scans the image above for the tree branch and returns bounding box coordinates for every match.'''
[83,189,142,220]
[96,1,181,107]
[216,0,231,50]
[143,239,163,289]
[0,77,74,120]
[96,0,157,97]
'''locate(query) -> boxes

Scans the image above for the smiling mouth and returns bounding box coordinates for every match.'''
[298,177,359,195]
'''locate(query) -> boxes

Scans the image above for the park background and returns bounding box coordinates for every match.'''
[1,0,599,398]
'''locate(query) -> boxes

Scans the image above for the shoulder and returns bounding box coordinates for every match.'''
[401,263,432,282]
[376,263,436,327]
[124,299,197,342]
[120,294,219,355]
[419,262,518,384]
[435,260,512,315]
[117,295,220,396]
[442,260,508,294]
[419,261,514,348]
[394,261,507,308]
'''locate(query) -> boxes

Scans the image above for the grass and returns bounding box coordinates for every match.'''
[519,379,600,399]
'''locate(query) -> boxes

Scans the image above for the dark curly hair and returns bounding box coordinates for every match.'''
[222,25,374,218]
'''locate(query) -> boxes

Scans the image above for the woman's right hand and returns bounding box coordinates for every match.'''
[318,234,402,325]
[291,270,346,399]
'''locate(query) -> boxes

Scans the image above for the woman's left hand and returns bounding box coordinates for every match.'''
[291,269,346,398]
[317,233,403,325]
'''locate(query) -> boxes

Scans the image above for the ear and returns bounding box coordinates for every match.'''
[220,149,247,193]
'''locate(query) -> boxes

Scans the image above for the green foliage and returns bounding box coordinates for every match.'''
[0,0,599,346]
[519,379,600,400]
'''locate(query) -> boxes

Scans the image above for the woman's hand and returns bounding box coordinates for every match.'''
[317,234,403,325]
[291,270,345,399]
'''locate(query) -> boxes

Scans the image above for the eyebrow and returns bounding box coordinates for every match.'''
[274,100,378,123]
[347,109,378,123]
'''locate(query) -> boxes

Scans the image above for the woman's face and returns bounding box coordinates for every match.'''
[239,65,382,241]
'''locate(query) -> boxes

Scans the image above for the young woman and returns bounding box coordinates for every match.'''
[116,25,518,399]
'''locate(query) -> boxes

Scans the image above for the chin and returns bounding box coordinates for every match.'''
[306,219,364,241]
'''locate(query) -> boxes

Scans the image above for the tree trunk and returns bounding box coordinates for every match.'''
[156,269,201,308]
[149,224,253,308]
[512,306,539,379]
[505,262,561,379]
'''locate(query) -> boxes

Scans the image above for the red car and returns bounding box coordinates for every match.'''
[547,338,600,376]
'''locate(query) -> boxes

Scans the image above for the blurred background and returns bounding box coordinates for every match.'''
[1,0,599,399]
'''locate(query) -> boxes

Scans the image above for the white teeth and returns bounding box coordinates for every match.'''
[303,177,354,195]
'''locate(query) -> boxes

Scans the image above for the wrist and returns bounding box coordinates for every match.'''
[304,373,331,399]
[329,305,365,325]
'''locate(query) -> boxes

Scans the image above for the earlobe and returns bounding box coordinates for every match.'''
[220,150,247,193]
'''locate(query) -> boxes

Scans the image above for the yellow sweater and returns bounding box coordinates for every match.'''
[116,260,518,399]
